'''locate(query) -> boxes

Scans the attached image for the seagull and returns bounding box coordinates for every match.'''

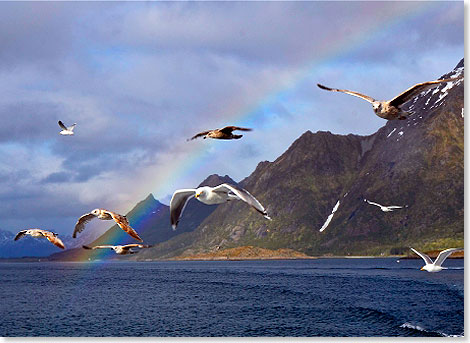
[73,209,143,242]
[170,183,271,230]
[58,120,76,135]
[317,76,463,120]
[410,247,463,272]
[14,229,65,249]
[82,244,152,255]
[187,126,252,141]
[364,199,403,212]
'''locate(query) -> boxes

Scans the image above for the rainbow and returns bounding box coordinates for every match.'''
[73,1,452,262]
[73,193,166,261]
[139,1,445,203]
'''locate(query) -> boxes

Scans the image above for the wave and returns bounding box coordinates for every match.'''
[399,322,463,337]
[349,306,398,325]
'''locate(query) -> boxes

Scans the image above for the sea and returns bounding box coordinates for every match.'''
[0,258,463,337]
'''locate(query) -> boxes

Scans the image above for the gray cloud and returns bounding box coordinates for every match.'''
[0,102,62,143]
[41,171,72,184]
[0,3,90,68]
[0,1,463,236]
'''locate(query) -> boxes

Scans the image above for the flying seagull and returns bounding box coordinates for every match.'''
[317,76,463,120]
[14,229,65,249]
[188,126,252,141]
[410,247,462,272]
[58,120,76,135]
[73,209,143,242]
[364,199,403,212]
[82,244,152,255]
[170,183,271,230]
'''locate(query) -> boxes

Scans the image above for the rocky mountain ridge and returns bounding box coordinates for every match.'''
[134,59,464,259]
[43,59,464,261]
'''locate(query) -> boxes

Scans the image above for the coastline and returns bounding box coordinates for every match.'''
[0,246,463,262]
[0,255,463,262]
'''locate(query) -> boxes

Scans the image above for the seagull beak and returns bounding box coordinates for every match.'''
[195,193,200,198]
[420,267,424,271]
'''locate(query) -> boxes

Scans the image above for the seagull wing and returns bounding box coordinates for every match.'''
[410,247,433,265]
[42,231,65,249]
[317,84,376,104]
[58,120,68,130]
[389,77,463,107]
[386,206,403,209]
[434,248,462,267]
[213,183,271,219]
[187,131,212,141]
[105,210,143,242]
[170,189,196,229]
[67,123,76,131]
[219,126,253,134]
[73,213,96,238]
[83,245,115,250]
[366,200,382,208]
[14,230,28,241]
[122,244,151,249]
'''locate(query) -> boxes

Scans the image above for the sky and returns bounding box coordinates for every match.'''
[0,1,463,238]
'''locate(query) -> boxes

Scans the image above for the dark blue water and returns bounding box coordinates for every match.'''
[0,258,463,337]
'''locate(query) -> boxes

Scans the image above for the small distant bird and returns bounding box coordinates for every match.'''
[317,76,463,120]
[364,199,403,212]
[14,229,65,249]
[73,209,143,242]
[58,120,76,135]
[82,244,152,255]
[411,247,463,272]
[170,183,271,230]
[187,126,252,141]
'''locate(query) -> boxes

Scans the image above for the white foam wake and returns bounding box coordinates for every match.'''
[400,322,463,337]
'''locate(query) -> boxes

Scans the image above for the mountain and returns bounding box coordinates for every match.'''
[48,174,235,261]
[135,59,464,259]
[0,229,72,258]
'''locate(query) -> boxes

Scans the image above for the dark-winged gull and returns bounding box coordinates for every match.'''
[73,209,143,242]
[14,229,65,249]
[317,76,463,120]
[170,183,271,229]
[188,126,252,141]
[82,244,152,255]
[410,247,462,272]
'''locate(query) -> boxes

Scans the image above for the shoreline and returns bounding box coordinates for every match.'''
[0,255,463,262]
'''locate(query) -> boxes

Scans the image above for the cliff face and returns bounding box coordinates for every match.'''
[323,62,464,255]
[136,59,463,259]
